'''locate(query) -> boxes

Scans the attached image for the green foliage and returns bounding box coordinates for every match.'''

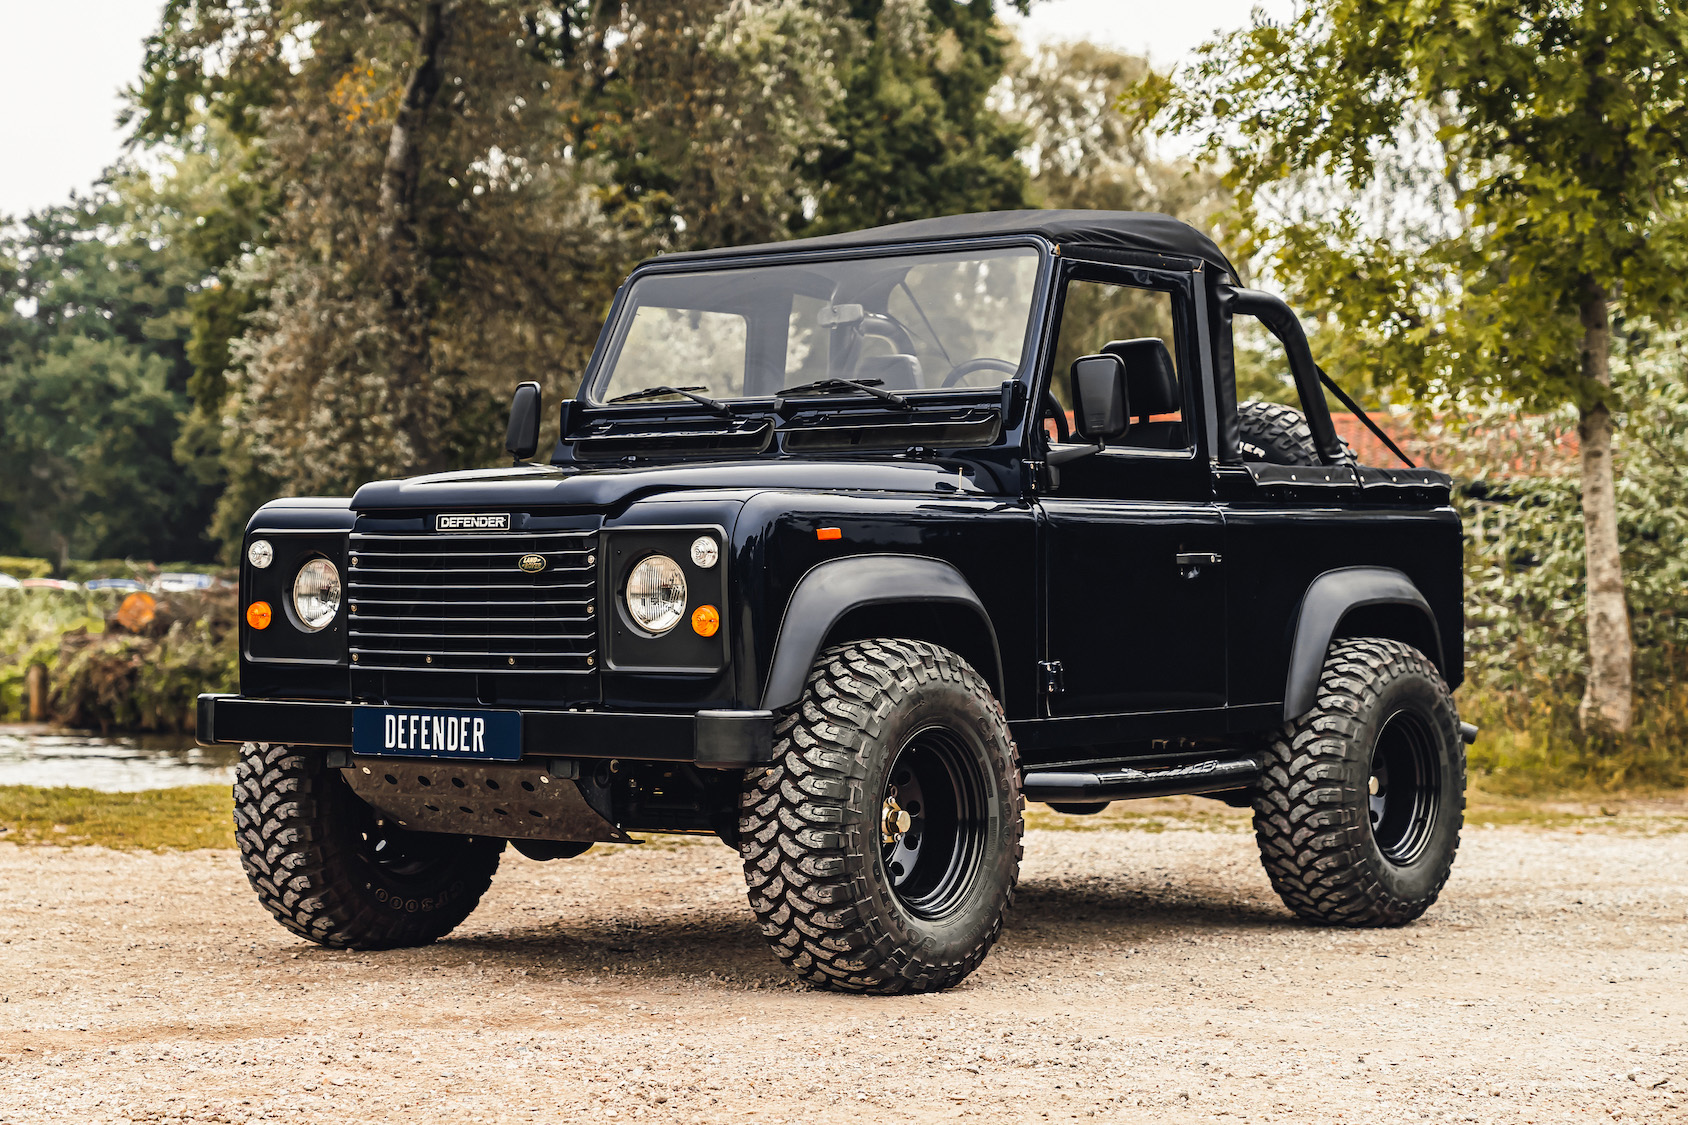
[0,183,221,564]
[0,557,52,580]
[1439,325,1688,785]
[0,589,236,732]
[1139,1,1688,408]
[1002,37,1225,222]
[802,0,1031,234]
[0,590,109,718]
[1447,328,1688,692]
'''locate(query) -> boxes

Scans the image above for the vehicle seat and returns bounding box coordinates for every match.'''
[855,353,923,390]
[1101,338,1186,449]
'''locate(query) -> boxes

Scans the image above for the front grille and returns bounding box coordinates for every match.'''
[346,529,596,674]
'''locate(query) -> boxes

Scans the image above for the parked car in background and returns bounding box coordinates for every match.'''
[152,572,217,593]
[21,578,81,592]
[85,578,147,592]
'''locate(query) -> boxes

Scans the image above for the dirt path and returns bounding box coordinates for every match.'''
[1,813,1684,1124]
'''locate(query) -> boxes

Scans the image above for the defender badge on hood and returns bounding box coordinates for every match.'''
[436,513,510,532]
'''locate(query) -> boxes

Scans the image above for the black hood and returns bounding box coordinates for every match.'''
[350,458,987,512]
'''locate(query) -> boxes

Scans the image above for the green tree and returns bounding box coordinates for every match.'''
[129,1,853,550]
[801,0,1032,233]
[1142,1,1688,734]
[0,184,219,564]
[1002,37,1225,221]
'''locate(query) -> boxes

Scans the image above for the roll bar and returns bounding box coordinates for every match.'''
[1217,286,1348,466]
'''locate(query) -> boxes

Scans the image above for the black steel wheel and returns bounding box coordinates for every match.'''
[739,640,1023,994]
[1367,709,1442,865]
[1254,638,1465,926]
[234,743,503,949]
[879,728,991,919]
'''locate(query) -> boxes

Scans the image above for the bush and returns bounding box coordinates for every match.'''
[0,587,236,733]
[0,556,53,580]
[1428,323,1688,788]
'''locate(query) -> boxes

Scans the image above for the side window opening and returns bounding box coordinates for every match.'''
[1230,312,1355,466]
[1050,279,1189,451]
[1232,314,1299,410]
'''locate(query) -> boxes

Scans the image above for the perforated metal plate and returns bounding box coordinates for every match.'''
[342,759,631,843]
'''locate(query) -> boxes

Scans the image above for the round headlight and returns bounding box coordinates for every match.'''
[690,536,719,569]
[247,539,273,569]
[292,559,341,632]
[625,554,687,634]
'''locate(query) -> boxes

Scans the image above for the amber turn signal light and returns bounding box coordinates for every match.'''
[691,604,720,637]
[816,527,841,540]
[246,601,273,630]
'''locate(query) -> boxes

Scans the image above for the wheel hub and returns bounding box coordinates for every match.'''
[1366,709,1441,865]
[876,728,990,918]
[881,792,914,844]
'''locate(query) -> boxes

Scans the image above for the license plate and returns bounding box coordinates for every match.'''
[352,706,522,761]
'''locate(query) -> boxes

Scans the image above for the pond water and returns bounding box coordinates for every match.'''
[0,725,237,791]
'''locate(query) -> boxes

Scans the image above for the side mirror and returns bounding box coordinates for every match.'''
[505,381,542,463]
[1069,354,1130,441]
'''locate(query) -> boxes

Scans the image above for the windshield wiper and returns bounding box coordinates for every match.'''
[605,384,735,418]
[775,377,912,410]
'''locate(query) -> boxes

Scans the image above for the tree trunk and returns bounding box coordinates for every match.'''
[1575,279,1633,736]
[377,1,451,476]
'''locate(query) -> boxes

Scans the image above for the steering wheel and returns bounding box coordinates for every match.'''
[940,356,1021,388]
[1040,390,1069,444]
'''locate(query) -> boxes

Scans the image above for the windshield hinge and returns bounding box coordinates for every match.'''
[1039,660,1065,697]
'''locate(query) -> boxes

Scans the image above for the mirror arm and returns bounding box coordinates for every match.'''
[1046,440,1105,465]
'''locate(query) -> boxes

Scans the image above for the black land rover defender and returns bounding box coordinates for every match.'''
[198,210,1470,994]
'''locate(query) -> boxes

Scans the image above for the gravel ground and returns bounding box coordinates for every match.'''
[0,811,1684,1124]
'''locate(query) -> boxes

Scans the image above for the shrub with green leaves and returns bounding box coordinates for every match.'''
[1434,325,1688,787]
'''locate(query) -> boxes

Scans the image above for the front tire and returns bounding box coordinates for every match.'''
[739,640,1023,994]
[234,743,504,949]
[1254,639,1465,926]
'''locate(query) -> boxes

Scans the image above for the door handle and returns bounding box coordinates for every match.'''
[1176,551,1221,579]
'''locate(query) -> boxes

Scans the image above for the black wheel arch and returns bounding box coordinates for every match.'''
[759,555,1003,712]
[1284,567,1445,721]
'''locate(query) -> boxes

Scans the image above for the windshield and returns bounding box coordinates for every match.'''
[592,246,1043,404]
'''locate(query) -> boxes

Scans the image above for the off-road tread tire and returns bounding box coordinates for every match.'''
[1237,400,1353,465]
[234,742,502,949]
[738,640,1023,994]
[1253,639,1464,927]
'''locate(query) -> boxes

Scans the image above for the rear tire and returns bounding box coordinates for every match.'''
[1253,639,1465,926]
[234,742,503,949]
[738,640,1023,994]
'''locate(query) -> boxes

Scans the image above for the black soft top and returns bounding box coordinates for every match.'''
[655,209,1238,279]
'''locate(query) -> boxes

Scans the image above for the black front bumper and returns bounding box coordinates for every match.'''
[196,694,775,769]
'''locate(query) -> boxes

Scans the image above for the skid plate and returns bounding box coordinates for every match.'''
[342,758,632,843]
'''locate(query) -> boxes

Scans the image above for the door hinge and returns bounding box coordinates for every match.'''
[1039,660,1065,695]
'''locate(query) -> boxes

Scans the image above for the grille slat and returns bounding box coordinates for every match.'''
[351,547,595,559]
[347,527,597,674]
[347,580,594,592]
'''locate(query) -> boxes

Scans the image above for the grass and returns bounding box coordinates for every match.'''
[1459,685,1688,794]
[0,781,1682,853]
[0,784,234,851]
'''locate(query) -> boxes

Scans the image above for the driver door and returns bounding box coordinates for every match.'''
[1037,264,1228,720]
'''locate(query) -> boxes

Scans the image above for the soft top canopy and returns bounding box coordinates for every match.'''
[655,209,1238,279]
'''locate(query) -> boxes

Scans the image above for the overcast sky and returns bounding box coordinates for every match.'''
[0,0,1293,220]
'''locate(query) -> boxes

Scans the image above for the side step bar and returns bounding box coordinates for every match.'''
[1022,754,1266,804]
